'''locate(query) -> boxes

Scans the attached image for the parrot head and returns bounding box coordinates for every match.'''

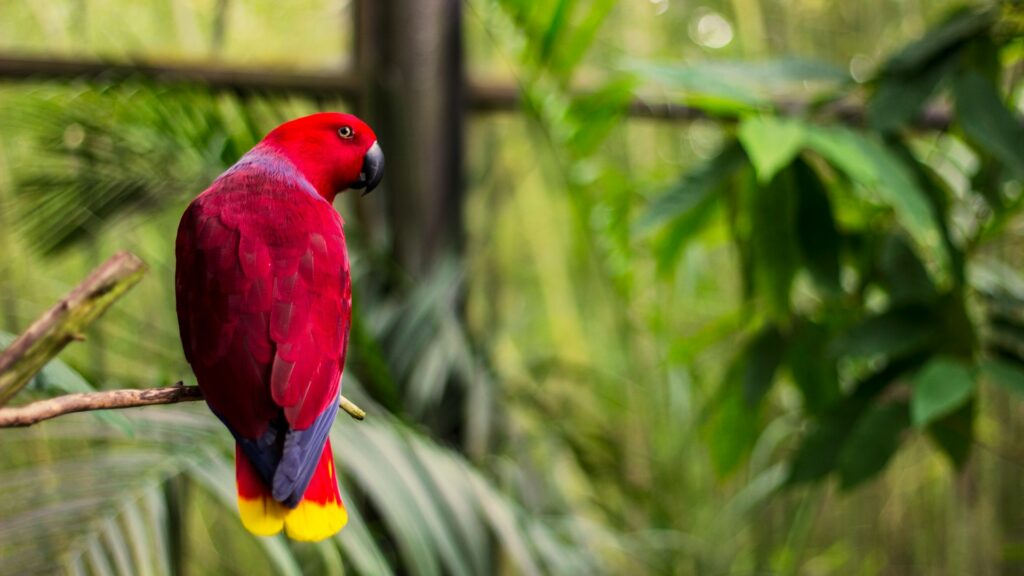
[263,112,385,201]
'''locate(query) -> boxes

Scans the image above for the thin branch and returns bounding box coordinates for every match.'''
[0,251,146,406]
[0,384,365,427]
[0,249,367,428]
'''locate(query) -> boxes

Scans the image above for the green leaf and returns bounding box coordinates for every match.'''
[742,325,786,406]
[653,189,720,276]
[567,76,635,154]
[787,321,840,414]
[786,415,852,486]
[927,400,974,469]
[750,167,799,319]
[793,159,841,294]
[626,60,767,109]
[737,116,806,184]
[789,355,928,487]
[636,140,745,233]
[980,359,1024,398]
[911,357,976,427]
[803,125,948,279]
[830,306,936,360]
[704,364,760,477]
[881,7,995,75]
[878,232,936,305]
[869,55,952,133]
[953,71,1024,180]
[627,57,849,112]
[838,401,910,490]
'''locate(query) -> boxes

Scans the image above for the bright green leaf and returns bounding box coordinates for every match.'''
[911,357,976,427]
[738,116,806,184]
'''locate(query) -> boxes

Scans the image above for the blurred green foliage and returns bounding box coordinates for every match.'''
[2,1,1024,575]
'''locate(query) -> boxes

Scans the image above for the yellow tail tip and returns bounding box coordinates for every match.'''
[238,494,288,537]
[284,499,348,542]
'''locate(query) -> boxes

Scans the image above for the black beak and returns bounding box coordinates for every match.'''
[352,141,384,195]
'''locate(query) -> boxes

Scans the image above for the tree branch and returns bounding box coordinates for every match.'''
[0,251,146,406]
[0,54,958,129]
[0,384,366,427]
[0,250,367,428]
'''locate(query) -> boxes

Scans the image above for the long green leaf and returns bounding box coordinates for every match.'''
[882,7,995,74]
[636,140,745,234]
[911,357,976,427]
[954,71,1024,180]
[803,124,948,279]
[838,401,910,490]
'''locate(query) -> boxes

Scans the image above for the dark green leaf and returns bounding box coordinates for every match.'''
[869,55,952,133]
[751,167,799,319]
[927,400,974,469]
[787,321,840,414]
[786,355,920,487]
[830,306,936,360]
[838,401,910,490]
[954,72,1024,180]
[911,357,976,427]
[961,34,1001,85]
[885,140,966,285]
[786,416,853,486]
[793,159,841,294]
[636,140,745,233]
[878,232,936,305]
[970,156,1006,212]
[980,359,1024,398]
[743,325,787,407]
[882,8,995,75]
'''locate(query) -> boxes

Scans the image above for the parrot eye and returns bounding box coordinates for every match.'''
[338,126,355,139]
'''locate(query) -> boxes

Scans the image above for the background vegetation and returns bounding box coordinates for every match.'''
[2,0,1024,574]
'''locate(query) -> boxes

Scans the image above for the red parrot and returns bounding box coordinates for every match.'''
[174,113,383,541]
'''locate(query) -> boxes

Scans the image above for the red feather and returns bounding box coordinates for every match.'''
[176,170,350,437]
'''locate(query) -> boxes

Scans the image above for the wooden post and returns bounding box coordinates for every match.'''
[354,0,465,278]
